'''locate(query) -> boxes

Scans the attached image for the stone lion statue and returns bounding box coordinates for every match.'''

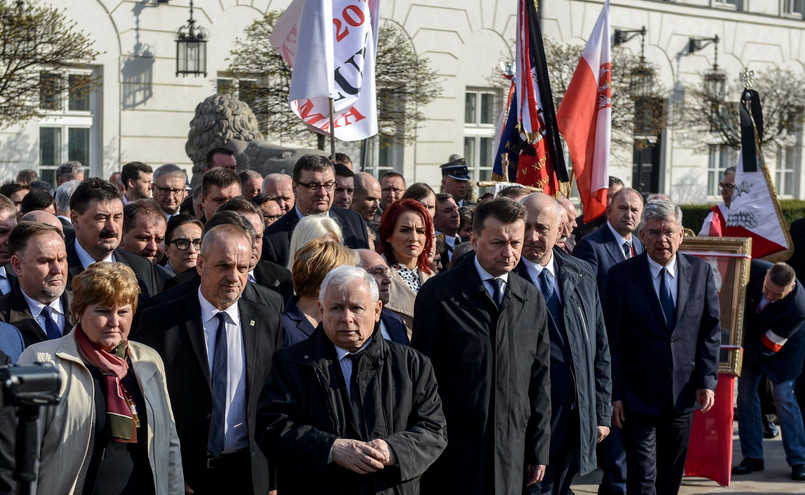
[185,94,324,183]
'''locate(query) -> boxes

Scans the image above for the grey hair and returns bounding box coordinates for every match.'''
[319,265,379,305]
[723,166,736,176]
[56,161,83,180]
[287,214,344,270]
[640,199,683,229]
[153,163,187,182]
[55,180,80,214]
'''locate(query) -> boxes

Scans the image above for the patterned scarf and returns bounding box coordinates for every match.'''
[75,325,140,443]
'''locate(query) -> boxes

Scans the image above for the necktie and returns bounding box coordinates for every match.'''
[41,306,61,340]
[208,313,228,458]
[0,272,9,295]
[659,267,675,327]
[539,269,563,330]
[347,353,365,434]
[488,278,504,308]
[622,241,632,259]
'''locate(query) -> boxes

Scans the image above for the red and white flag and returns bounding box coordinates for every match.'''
[556,0,611,222]
[723,150,791,259]
[270,0,379,141]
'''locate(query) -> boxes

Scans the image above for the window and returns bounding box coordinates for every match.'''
[713,0,738,7]
[464,89,502,183]
[38,70,97,185]
[776,117,802,198]
[707,144,738,198]
[784,0,805,16]
[217,76,262,114]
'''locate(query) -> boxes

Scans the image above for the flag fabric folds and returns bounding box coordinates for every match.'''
[684,374,735,487]
[270,0,379,141]
[492,82,519,182]
[556,0,611,223]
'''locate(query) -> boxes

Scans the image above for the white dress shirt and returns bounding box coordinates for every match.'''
[474,257,509,303]
[21,290,65,337]
[0,266,10,295]
[74,239,115,269]
[198,288,248,453]
[520,256,562,304]
[647,255,678,307]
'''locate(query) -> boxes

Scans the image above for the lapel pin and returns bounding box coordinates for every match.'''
[250,320,255,327]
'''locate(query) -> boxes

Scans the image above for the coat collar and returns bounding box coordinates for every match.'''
[455,254,528,309]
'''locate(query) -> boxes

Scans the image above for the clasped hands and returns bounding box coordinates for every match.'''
[332,438,397,474]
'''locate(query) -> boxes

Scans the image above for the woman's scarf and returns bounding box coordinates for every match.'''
[75,325,140,443]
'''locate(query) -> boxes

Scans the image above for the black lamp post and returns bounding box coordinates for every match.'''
[689,35,725,98]
[176,0,207,77]
[614,26,652,98]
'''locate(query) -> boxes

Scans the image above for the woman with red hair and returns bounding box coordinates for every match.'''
[377,199,434,338]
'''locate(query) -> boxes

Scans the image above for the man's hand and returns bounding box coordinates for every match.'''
[596,425,610,443]
[612,400,625,429]
[524,464,546,486]
[697,389,715,413]
[185,482,194,494]
[367,439,398,465]
[331,438,386,474]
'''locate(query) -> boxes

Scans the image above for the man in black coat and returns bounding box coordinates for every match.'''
[573,187,643,495]
[516,193,611,495]
[66,177,163,297]
[412,197,551,494]
[733,260,805,480]
[0,223,75,347]
[262,154,369,267]
[133,225,284,495]
[257,266,446,494]
[606,199,721,495]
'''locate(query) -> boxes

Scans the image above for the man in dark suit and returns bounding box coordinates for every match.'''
[217,197,294,302]
[607,199,721,495]
[733,260,805,480]
[0,222,74,347]
[573,187,643,495]
[357,249,410,345]
[133,224,285,495]
[412,197,551,494]
[54,180,79,240]
[262,154,369,267]
[573,176,623,243]
[516,193,611,495]
[66,178,163,297]
[0,196,18,297]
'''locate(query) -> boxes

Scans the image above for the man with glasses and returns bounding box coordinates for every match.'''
[357,249,409,345]
[262,154,369,267]
[699,166,735,236]
[379,172,406,213]
[152,164,188,220]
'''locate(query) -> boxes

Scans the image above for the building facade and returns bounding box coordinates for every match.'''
[0,0,802,205]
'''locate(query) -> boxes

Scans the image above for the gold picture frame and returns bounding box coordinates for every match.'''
[680,236,752,376]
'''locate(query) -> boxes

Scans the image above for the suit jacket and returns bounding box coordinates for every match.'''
[58,216,76,239]
[380,308,409,345]
[145,272,284,312]
[411,254,551,494]
[252,259,294,304]
[605,253,721,415]
[133,292,285,494]
[743,259,805,383]
[514,249,611,475]
[573,223,643,305]
[281,296,316,346]
[0,286,75,347]
[66,240,163,298]
[261,208,369,267]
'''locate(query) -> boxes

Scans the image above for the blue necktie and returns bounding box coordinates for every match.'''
[659,267,675,328]
[539,269,564,332]
[622,241,632,259]
[488,278,504,308]
[208,313,228,457]
[41,306,61,340]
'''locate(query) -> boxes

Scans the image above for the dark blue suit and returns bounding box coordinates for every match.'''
[516,249,612,494]
[380,308,409,345]
[573,223,642,493]
[262,207,369,267]
[282,296,316,346]
[606,253,720,494]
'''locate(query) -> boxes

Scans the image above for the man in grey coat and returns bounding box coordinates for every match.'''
[515,193,612,495]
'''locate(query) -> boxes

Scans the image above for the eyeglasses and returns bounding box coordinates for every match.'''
[367,267,392,279]
[296,180,336,192]
[718,183,736,191]
[154,185,187,196]
[168,238,201,250]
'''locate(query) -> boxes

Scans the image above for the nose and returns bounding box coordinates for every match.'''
[501,242,515,259]
[146,238,157,251]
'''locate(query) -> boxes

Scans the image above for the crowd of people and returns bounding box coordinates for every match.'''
[0,151,801,495]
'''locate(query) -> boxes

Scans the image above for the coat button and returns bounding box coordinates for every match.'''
[205,413,211,420]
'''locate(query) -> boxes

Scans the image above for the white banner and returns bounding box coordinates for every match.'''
[270,0,380,141]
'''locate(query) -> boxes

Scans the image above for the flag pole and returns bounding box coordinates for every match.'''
[329,97,336,158]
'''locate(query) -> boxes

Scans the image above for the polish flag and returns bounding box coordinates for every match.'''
[723,150,792,259]
[556,0,610,222]
[698,203,728,237]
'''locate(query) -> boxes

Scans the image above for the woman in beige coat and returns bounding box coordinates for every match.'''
[377,199,434,338]
[18,263,183,495]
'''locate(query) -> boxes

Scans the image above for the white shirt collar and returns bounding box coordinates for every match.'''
[606,221,632,251]
[21,290,62,318]
[647,255,677,280]
[334,335,374,360]
[74,239,115,269]
[521,254,556,279]
[198,287,241,327]
[473,256,509,285]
